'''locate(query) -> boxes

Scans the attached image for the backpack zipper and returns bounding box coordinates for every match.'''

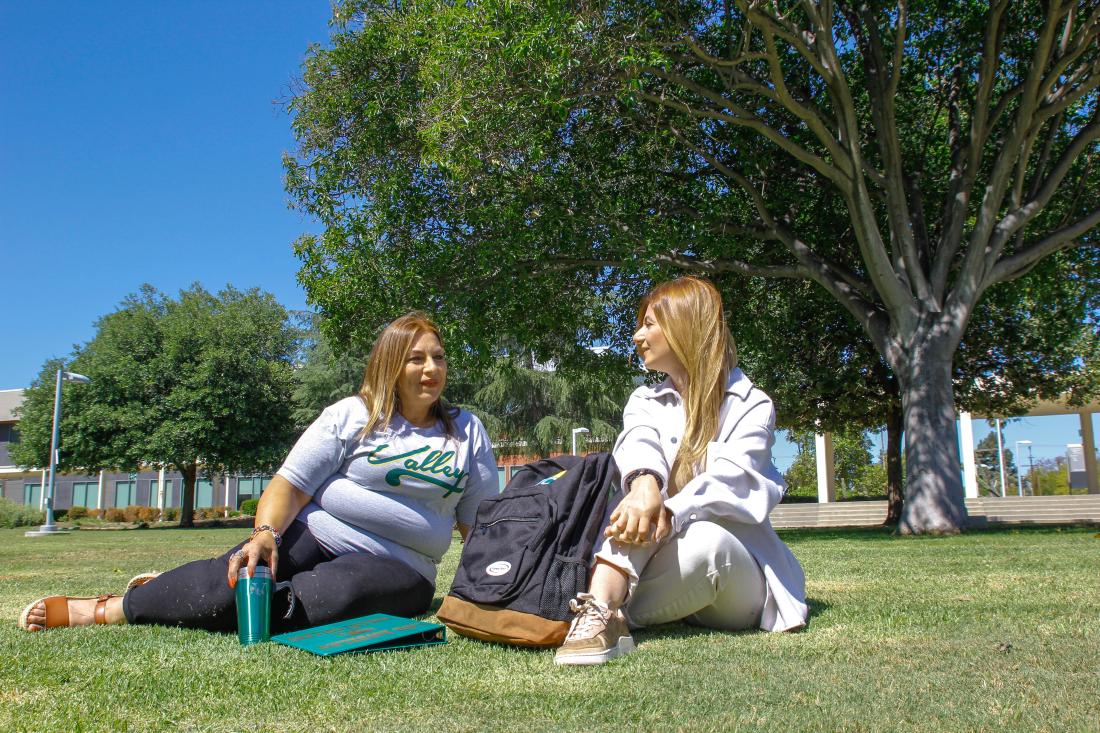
[479,516,540,531]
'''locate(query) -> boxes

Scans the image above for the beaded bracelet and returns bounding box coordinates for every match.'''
[250,524,282,547]
[624,468,664,492]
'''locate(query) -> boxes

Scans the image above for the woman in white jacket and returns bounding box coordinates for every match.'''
[555,277,807,666]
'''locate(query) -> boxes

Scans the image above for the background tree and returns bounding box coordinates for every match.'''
[783,428,881,499]
[1031,457,1072,495]
[974,430,1012,497]
[286,0,1100,533]
[458,353,634,458]
[12,284,300,527]
[291,312,367,428]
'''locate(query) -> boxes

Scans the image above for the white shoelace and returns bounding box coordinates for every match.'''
[566,594,612,640]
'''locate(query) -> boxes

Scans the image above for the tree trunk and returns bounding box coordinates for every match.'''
[178,462,197,529]
[883,400,904,526]
[896,350,968,533]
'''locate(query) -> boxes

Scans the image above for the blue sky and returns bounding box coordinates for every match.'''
[1,2,1094,473]
[0,1,328,388]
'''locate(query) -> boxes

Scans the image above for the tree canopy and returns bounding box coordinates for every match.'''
[11,284,300,527]
[286,0,1100,532]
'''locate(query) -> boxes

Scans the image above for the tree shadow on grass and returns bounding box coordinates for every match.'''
[426,595,831,653]
[778,522,1097,543]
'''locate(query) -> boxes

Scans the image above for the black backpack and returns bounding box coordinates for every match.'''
[437,452,618,647]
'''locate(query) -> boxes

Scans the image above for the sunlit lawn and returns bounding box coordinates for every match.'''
[1,524,1097,732]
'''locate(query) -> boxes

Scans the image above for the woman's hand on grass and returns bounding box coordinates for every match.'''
[606,477,671,545]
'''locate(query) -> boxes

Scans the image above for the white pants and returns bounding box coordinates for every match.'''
[593,520,767,631]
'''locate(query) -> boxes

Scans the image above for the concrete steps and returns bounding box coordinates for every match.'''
[771,494,1100,529]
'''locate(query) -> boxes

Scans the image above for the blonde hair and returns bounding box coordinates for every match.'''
[358,312,456,437]
[639,277,737,494]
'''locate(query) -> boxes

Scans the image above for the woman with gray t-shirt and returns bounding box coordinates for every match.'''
[20,313,499,634]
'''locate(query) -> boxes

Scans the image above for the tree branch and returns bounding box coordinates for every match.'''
[847,0,933,304]
[636,86,847,186]
[986,211,1100,285]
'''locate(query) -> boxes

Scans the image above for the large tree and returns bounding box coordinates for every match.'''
[286,0,1100,533]
[12,285,300,527]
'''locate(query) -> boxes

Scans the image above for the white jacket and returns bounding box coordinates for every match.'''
[612,367,808,632]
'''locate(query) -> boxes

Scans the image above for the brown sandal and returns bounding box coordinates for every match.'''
[125,572,161,592]
[18,594,119,631]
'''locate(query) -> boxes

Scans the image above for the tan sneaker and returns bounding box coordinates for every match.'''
[554,593,635,666]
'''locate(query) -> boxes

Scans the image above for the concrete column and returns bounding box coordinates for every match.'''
[224,474,232,516]
[815,432,836,503]
[96,470,105,510]
[959,412,979,498]
[157,467,166,512]
[39,469,47,510]
[1081,411,1099,494]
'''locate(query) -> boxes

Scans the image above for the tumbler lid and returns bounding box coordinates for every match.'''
[237,566,272,580]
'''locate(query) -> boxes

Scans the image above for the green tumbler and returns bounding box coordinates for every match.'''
[235,567,294,646]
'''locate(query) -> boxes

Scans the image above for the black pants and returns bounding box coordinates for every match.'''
[123,521,434,634]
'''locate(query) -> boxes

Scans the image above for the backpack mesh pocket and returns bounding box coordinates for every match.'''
[539,555,588,621]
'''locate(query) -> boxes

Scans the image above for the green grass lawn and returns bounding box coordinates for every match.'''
[1,525,1097,732]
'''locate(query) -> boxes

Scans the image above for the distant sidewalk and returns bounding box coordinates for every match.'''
[772,494,1100,529]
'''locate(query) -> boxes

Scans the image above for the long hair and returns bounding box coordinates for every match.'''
[358,312,456,437]
[639,277,737,494]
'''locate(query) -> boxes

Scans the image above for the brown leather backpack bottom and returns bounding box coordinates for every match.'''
[437,595,569,648]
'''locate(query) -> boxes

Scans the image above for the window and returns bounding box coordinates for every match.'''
[115,481,136,508]
[497,467,507,492]
[24,482,41,506]
[72,481,98,509]
[237,475,270,498]
[196,480,214,508]
[147,478,173,507]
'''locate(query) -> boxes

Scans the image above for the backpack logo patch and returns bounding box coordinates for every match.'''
[485,561,512,576]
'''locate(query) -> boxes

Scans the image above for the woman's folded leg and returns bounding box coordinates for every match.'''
[274,552,433,633]
[624,520,766,631]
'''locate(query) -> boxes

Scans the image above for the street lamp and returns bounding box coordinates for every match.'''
[1015,440,1032,497]
[994,418,1008,498]
[26,368,90,537]
[571,427,590,456]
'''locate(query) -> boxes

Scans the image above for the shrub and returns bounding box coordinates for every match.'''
[162,507,180,522]
[0,497,45,528]
[136,506,160,523]
[194,506,229,520]
[53,508,68,521]
[68,506,89,520]
[104,508,126,522]
[123,505,142,523]
[239,498,260,516]
[88,508,104,519]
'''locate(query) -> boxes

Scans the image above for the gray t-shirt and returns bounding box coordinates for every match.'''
[276,396,499,584]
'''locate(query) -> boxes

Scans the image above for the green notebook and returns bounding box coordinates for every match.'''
[271,613,446,656]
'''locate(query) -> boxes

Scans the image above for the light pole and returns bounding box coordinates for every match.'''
[26,368,90,537]
[571,427,590,456]
[994,418,1007,497]
[1015,440,1032,497]
[1026,443,1036,496]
